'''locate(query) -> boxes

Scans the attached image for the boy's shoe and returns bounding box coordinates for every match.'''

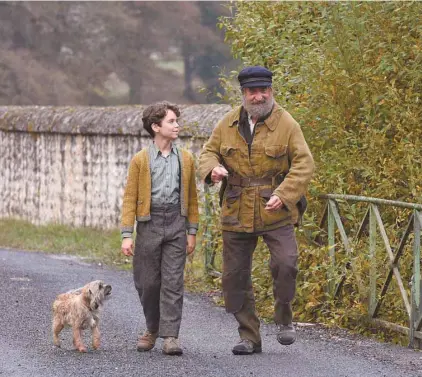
[232,339,262,355]
[276,324,296,345]
[137,330,158,352]
[162,337,183,356]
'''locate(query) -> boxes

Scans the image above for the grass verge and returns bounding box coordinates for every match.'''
[0,218,217,292]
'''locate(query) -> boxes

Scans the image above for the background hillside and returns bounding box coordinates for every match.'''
[0,1,236,106]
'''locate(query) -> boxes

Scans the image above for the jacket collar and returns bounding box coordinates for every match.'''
[229,102,284,131]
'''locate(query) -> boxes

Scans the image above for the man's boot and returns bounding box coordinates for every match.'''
[276,324,296,345]
[232,339,262,355]
[276,303,296,345]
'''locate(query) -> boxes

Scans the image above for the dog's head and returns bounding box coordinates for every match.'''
[83,280,112,311]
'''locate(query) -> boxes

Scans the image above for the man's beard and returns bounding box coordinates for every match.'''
[242,95,274,119]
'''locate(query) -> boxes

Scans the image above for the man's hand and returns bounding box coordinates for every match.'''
[187,234,196,255]
[211,165,228,183]
[265,195,284,212]
[121,238,134,256]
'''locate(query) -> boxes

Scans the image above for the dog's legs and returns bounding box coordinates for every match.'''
[52,317,64,347]
[91,325,101,350]
[72,325,87,353]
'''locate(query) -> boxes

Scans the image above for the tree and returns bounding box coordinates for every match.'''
[0,1,235,105]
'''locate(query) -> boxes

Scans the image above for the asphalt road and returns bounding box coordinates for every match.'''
[0,248,421,377]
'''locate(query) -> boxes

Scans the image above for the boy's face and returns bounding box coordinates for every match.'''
[152,110,180,141]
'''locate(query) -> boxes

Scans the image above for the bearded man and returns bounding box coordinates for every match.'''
[198,66,315,355]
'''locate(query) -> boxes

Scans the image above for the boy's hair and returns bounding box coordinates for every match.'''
[142,101,181,138]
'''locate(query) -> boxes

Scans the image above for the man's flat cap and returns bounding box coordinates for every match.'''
[238,66,273,88]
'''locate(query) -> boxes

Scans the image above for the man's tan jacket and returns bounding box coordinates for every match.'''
[121,147,199,237]
[198,103,315,232]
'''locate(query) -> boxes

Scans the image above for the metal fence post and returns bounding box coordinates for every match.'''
[328,199,336,295]
[369,204,377,315]
[410,210,421,348]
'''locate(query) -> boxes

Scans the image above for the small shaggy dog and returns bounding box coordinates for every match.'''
[52,280,112,352]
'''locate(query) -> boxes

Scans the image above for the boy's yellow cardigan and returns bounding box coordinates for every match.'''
[121,147,199,238]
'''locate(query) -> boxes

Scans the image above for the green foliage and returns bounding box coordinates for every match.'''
[215,2,422,344]
[219,1,422,199]
[0,218,129,268]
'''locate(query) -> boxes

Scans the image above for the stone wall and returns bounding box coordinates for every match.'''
[0,105,231,228]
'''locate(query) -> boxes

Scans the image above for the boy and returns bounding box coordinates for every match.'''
[120,101,199,356]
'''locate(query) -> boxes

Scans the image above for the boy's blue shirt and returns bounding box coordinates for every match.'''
[149,143,180,206]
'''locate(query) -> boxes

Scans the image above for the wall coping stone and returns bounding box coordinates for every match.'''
[0,104,232,137]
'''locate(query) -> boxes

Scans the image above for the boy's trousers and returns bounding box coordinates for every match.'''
[133,203,187,338]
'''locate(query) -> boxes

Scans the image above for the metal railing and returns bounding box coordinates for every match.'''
[201,190,422,348]
[317,194,422,349]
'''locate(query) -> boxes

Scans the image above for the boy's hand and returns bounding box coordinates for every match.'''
[187,234,196,255]
[121,238,134,256]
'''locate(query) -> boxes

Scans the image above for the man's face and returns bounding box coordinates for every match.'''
[152,110,180,140]
[242,86,274,119]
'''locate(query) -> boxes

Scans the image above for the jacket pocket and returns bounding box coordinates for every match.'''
[220,144,239,172]
[221,186,242,226]
[259,188,290,226]
[221,145,236,156]
[264,145,288,158]
[263,145,288,173]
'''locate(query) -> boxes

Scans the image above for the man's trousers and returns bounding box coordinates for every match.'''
[222,224,298,344]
